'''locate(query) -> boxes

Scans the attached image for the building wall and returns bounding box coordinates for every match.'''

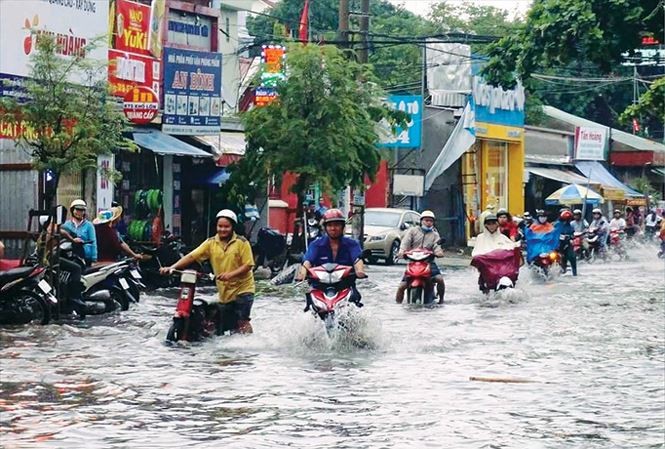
[218,4,242,114]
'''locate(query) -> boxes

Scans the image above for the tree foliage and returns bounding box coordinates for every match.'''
[225,44,404,212]
[620,77,665,125]
[0,34,131,203]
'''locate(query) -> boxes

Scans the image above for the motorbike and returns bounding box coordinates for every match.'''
[530,250,560,278]
[135,232,187,289]
[608,229,629,260]
[583,229,606,263]
[304,263,364,336]
[470,248,521,294]
[402,248,436,304]
[165,269,217,343]
[572,231,591,262]
[253,227,288,277]
[0,265,57,325]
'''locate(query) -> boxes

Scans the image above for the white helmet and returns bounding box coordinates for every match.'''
[592,208,602,215]
[216,209,237,224]
[573,209,582,215]
[420,210,436,221]
[70,199,87,210]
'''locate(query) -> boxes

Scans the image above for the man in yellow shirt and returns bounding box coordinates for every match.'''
[160,209,255,334]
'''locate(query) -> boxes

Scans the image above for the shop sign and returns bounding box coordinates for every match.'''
[255,87,278,107]
[96,154,115,213]
[626,197,646,207]
[167,10,212,51]
[123,86,159,124]
[472,75,525,127]
[162,48,222,135]
[0,0,108,82]
[0,118,39,140]
[112,0,151,56]
[574,126,608,161]
[377,95,422,149]
[601,187,625,201]
[108,49,161,97]
[260,45,286,88]
[0,74,30,103]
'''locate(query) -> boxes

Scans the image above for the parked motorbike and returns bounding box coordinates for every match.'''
[304,263,364,336]
[0,265,57,325]
[165,269,217,343]
[135,232,187,289]
[402,248,436,304]
[470,248,521,294]
[253,227,288,277]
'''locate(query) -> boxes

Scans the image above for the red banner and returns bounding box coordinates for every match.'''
[108,49,161,98]
[113,0,151,56]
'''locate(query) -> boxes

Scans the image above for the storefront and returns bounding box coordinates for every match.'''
[462,75,525,236]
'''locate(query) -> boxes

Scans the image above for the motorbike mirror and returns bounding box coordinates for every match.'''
[399,223,409,231]
[54,205,66,225]
[38,215,52,229]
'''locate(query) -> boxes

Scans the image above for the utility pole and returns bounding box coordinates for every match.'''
[357,0,370,63]
[338,0,349,48]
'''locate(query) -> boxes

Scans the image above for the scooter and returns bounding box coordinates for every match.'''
[584,229,606,263]
[470,247,521,294]
[403,248,436,304]
[530,250,560,279]
[165,269,217,343]
[608,229,629,260]
[572,231,590,261]
[0,265,57,325]
[304,263,364,336]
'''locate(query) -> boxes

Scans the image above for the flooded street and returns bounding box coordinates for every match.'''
[1,251,664,448]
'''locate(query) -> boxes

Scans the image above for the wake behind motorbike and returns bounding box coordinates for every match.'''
[165,269,217,343]
[529,250,560,279]
[0,265,57,325]
[402,248,436,305]
[304,263,364,336]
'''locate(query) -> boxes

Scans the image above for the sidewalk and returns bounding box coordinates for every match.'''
[438,247,472,267]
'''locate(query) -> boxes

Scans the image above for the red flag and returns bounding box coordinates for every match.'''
[298,0,310,42]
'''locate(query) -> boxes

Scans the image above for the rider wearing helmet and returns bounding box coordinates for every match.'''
[161,209,256,334]
[556,209,577,276]
[296,209,366,306]
[471,213,519,292]
[571,209,588,233]
[496,208,518,241]
[61,199,98,265]
[529,209,553,233]
[395,210,445,304]
[589,208,610,253]
[609,209,626,231]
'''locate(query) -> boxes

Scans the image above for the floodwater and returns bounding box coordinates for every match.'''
[1,248,664,448]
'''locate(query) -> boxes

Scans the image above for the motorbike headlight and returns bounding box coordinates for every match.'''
[549,252,558,261]
[368,235,387,242]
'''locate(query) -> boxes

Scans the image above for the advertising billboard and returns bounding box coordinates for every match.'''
[377,95,423,149]
[111,0,151,56]
[162,48,222,135]
[108,49,161,98]
[0,0,109,81]
[574,126,608,161]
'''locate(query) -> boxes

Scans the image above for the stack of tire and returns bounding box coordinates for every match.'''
[129,189,162,242]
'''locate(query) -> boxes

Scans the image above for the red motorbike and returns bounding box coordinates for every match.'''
[608,229,629,260]
[403,248,436,304]
[305,263,363,336]
[531,250,560,278]
[470,248,521,294]
[165,269,217,343]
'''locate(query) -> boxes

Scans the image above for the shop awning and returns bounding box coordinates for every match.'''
[652,167,665,177]
[526,167,591,185]
[133,129,213,158]
[194,132,246,155]
[575,161,642,198]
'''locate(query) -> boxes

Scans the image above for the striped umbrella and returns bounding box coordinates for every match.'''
[545,184,604,206]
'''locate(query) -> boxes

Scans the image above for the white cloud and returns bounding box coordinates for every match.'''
[389,0,532,19]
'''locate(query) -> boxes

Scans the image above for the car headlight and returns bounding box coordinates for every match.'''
[368,235,387,242]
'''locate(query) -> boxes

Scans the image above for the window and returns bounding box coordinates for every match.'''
[485,141,508,209]
[364,211,401,228]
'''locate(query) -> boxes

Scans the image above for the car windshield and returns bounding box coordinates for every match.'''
[364,211,401,228]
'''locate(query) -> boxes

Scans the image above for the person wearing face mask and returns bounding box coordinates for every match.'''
[529,209,553,233]
[395,210,445,304]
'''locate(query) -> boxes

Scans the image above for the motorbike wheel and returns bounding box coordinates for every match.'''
[2,290,50,325]
[408,287,423,304]
[166,318,186,342]
[385,240,400,265]
[587,249,596,264]
[109,288,128,312]
[128,282,141,304]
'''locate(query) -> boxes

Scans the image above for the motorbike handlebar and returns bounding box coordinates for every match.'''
[166,269,215,282]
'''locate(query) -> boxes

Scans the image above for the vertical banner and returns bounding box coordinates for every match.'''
[96,154,115,213]
[162,48,222,135]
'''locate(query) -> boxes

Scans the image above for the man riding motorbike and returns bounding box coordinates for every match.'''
[589,208,610,255]
[395,210,445,304]
[160,209,256,335]
[295,209,366,307]
[530,210,553,233]
[571,209,588,233]
[556,210,577,276]
[61,199,97,266]
[609,209,626,231]
[644,209,661,239]
[471,214,519,293]
[497,208,518,241]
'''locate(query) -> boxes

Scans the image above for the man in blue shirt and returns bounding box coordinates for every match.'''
[61,199,97,265]
[296,209,366,304]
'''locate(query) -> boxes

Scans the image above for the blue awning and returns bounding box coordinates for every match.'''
[574,161,642,198]
[133,129,213,158]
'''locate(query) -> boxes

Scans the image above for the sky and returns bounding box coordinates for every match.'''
[388,0,533,19]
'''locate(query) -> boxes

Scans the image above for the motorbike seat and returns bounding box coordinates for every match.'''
[0,266,36,286]
[84,265,104,275]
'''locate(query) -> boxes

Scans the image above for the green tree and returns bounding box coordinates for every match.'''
[226,44,404,213]
[0,34,131,207]
[620,77,665,126]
